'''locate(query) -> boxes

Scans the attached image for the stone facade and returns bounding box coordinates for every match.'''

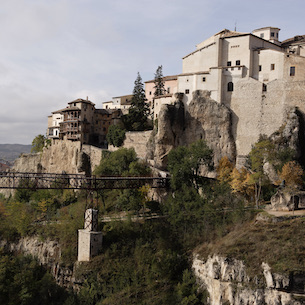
[176,26,305,164]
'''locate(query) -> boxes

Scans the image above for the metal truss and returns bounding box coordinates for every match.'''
[0,171,170,191]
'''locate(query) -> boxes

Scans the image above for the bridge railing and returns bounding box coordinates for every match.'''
[0,171,170,190]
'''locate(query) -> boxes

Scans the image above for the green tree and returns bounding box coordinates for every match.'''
[31,134,46,153]
[123,72,150,131]
[167,140,213,191]
[154,65,165,98]
[106,125,126,147]
[94,147,151,177]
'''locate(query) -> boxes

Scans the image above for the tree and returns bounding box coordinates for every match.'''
[94,147,151,177]
[31,134,47,153]
[124,72,150,131]
[216,156,234,184]
[279,161,303,187]
[106,125,126,147]
[167,139,213,191]
[153,65,165,98]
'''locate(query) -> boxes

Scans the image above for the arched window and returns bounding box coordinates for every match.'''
[227,82,234,92]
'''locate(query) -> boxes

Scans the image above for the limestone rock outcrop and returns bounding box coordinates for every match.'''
[0,236,77,289]
[193,254,304,305]
[152,90,236,170]
[12,140,104,176]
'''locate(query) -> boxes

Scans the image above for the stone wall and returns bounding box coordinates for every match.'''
[230,78,305,164]
[108,130,154,160]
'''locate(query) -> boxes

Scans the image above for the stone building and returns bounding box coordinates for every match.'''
[102,94,133,114]
[47,98,122,147]
[175,26,305,164]
[144,75,178,120]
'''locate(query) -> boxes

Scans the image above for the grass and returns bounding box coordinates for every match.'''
[196,215,305,277]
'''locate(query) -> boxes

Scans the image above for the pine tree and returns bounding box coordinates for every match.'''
[124,72,150,131]
[153,65,165,97]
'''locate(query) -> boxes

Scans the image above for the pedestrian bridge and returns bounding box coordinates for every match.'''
[0,171,170,191]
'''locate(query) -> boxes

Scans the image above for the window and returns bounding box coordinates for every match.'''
[260,33,264,38]
[271,64,275,70]
[149,91,152,95]
[276,33,279,38]
[271,32,275,37]
[227,82,234,92]
[185,89,190,94]
[227,61,231,66]
[236,60,240,66]
[259,65,262,72]
[262,84,267,92]
[202,77,206,82]
[290,66,295,76]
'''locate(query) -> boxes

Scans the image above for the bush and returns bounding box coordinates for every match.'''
[106,125,126,147]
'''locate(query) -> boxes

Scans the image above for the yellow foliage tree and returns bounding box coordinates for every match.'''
[216,156,234,184]
[229,167,254,200]
[279,161,303,187]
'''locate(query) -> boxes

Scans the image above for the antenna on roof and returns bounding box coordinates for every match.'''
[234,21,237,32]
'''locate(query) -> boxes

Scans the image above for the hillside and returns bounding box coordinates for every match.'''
[0,144,31,163]
[196,213,305,276]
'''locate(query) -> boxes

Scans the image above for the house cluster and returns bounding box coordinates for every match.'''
[47,98,121,147]
[48,26,305,152]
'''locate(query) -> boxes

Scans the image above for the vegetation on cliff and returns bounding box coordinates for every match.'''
[0,138,304,304]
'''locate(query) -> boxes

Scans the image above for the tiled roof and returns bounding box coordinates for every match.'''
[281,35,305,46]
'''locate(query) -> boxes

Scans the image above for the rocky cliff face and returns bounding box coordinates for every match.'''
[152,90,236,170]
[12,140,104,175]
[0,236,78,289]
[193,255,304,305]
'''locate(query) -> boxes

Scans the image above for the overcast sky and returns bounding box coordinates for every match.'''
[0,0,304,144]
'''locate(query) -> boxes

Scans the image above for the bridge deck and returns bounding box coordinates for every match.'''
[0,172,170,190]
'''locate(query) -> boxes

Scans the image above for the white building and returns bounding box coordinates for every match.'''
[47,110,64,139]
[176,26,305,162]
[102,94,133,114]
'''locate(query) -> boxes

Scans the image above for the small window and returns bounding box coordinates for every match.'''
[259,65,262,72]
[227,61,231,66]
[276,33,279,38]
[185,89,190,94]
[271,64,275,70]
[149,91,152,95]
[290,66,295,76]
[271,32,275,37]
[260,33,264,38]
[236,60,240,66]
[202,77,206,82]
[227,82,234,92]
[262,84,267,92]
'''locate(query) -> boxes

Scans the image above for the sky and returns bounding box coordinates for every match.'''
[0,0,304,144]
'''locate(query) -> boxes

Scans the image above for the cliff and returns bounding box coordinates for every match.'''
[151,90,236,170]
[192,255,302,305]
[12,140,104,175]
[0,236,79,289]
[192,214,305,305]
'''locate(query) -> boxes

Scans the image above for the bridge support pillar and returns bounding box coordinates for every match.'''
[78,209,102,262]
